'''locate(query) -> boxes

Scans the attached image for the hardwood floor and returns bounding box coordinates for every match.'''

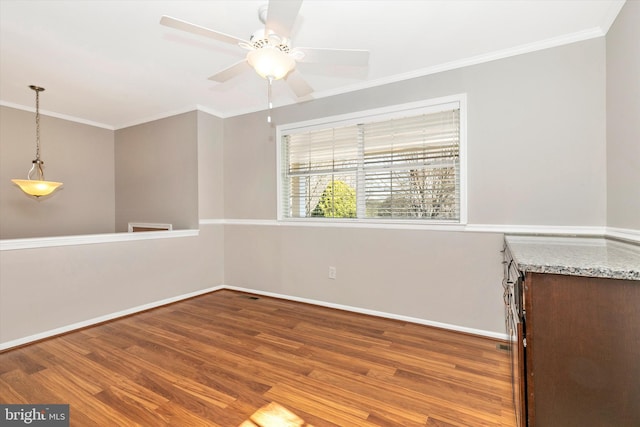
[0,290,516,426]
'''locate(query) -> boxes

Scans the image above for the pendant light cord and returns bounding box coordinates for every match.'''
[28,85,45,181]
[35,87,41,162]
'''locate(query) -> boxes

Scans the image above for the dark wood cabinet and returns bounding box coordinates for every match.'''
[521,272,640,427]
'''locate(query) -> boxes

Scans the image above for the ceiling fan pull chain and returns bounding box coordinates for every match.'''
[267,76,274,123]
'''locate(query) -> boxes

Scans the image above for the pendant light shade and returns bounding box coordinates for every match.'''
[11,177,63,198]
[11,85,63,198]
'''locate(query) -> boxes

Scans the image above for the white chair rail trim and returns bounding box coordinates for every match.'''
[2,222,637,251]
[221,219,638,243]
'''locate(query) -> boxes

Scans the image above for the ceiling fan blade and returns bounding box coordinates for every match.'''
[265,0,303,39]
[160,15,249,46]
[295,47,370,67]
[208,60,251,82]
[285,69,314,98]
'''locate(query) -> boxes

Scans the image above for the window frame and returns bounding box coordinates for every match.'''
[276,94,467,226]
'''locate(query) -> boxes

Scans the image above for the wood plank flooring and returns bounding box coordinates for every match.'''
[0,290,516,426]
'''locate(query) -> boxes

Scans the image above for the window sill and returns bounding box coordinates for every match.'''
[277,218,468,231]
[0,229,199,251]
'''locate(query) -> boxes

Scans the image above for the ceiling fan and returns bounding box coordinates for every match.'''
[160,0,369,101]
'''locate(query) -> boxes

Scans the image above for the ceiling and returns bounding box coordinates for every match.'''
[0,0,625,129]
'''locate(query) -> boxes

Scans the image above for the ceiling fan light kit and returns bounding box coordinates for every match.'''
[247,46,295,80]
[11,85,63,199]
[159,0,369,122]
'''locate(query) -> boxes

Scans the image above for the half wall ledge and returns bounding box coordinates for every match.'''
[0,229,199,251]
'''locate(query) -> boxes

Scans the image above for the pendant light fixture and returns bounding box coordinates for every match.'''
[11,85,63,198]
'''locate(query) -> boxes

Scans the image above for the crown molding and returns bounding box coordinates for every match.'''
[0,101,113,130]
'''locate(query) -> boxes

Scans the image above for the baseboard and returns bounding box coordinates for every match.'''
[0,285,224,351]
[1,283,508,351]
[223,285,509,341]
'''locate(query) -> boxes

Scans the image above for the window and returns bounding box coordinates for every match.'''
[277,95,466,224]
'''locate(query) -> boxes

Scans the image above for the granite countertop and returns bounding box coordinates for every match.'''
[505,235,640,281]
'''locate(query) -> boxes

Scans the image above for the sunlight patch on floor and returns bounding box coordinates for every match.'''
[239,402,314,427]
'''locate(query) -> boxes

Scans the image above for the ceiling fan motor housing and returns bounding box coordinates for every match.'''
[249,29,290,53]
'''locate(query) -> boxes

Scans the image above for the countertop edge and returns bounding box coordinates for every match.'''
[505,235,640,281]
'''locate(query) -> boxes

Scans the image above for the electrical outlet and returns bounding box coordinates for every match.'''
[328,266,336,280]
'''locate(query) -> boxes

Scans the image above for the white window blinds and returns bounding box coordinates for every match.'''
[280,100,463,222]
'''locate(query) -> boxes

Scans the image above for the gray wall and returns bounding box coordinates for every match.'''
[1,107,202,237]
[302,41,607,226]
[0,110,225,345]
[223,38,607,334]
[197,111,224,220]
[607,0,640,230]
[225,225,505,333]
[115,111,199,231]
[0,106,115,239]
[0,228,224,344]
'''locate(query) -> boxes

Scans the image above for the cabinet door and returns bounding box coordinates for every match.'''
[525,273,640,427]
[513,320,526,427]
